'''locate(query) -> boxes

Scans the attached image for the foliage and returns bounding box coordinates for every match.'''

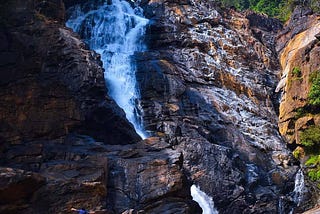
[292,67,302,77]
[305,155,320,181]
[305,155,320,166]
[217,0,320,22]
[309,0,320,13]
[219,0,286,18]
[300,126,320,147]
[308,169,320,181]
[293,146,303,159]
[308,71,320,106]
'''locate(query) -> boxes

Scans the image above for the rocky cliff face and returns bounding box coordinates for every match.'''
[0,0,140,145]
[1,0,318,213]
[135,0,297,213]
[277,7,320,145]
[0,0,141,213]
[276,6,320,210]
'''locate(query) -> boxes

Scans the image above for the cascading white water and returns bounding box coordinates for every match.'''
[293,169,305,206]
[191,185,219,214]
[66,0,148,138]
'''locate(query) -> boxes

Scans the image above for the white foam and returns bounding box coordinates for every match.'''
[191,185,219,214]
[67,0,149,138]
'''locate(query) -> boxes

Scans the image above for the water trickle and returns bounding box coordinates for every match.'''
[191,185,219,214]
[293,169,305,206]
[66,0,148,138]
[278,196,285,214]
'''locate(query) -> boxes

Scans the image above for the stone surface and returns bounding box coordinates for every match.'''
[0,167,46,213]
[0,0,140,145]
[303,206,320,214]
[0,134,200,214]
[0,135,109,214]
[1,0,319,213]
[134,0,297,213]
[275,6,320,211]
[276,7,320,144]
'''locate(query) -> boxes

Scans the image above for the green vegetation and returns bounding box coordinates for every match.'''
[300,126,320,147]
[299,126,320,183]
[308,71,320,106]
[292,66,302,77]
[219,0,286,19]
[293,146,303,159]
[305,155,320,182]
[306,155,320,166]
[218,0,320,22]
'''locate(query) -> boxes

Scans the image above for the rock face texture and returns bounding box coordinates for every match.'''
[0,0,140,145]
[276,6,320,210]
[276,7,320,145]
[0,0,199,213]
[135,0,297,213]
[0,0,141,213]
[1,0,318,213]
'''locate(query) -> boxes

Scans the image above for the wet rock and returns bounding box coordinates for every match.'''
[105,139,201,214]
[136,0,297,212]
[276,7,320,145]
[303,206,320,214]
[0,0,140,144]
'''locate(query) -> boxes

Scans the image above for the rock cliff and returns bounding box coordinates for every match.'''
[0,0,140,145]
[276,6,320,210]
[0,0,140,213]
[135,0,297,213]
[1,0,318,213]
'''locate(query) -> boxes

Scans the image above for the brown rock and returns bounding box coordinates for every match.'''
[0,167,46,213]
[0,0,140,144]
[276,8,320,144]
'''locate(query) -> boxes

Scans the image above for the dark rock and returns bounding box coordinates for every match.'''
[0,167,46,213]
[136,0,297,213]
[0,0,140,145]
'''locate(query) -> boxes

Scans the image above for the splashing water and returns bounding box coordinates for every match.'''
[66,0,148,138]
[191,185,219,214]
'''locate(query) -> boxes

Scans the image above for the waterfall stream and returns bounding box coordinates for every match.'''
[67,1,220,212]
[66,0,148,138]
[191,185,219,214]
[293,169,305,206]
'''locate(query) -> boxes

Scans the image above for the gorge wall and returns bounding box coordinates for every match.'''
[0,0,319,213]
[276,6,320,210]
[136,0,297,213]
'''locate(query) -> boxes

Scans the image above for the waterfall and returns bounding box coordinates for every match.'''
[66,0,148,139]
[293,169,305,206]
[278,196,285,214]
[191,185,219,214]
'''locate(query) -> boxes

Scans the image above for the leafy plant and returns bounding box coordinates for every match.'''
[292,67,302,77]
[300,126,320,147]
[293,146,304,159]
[305,155,320,181]
[308,169,320,181]
[218,0,319,22]
[308,71,320,106]
[306,155,320,166]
